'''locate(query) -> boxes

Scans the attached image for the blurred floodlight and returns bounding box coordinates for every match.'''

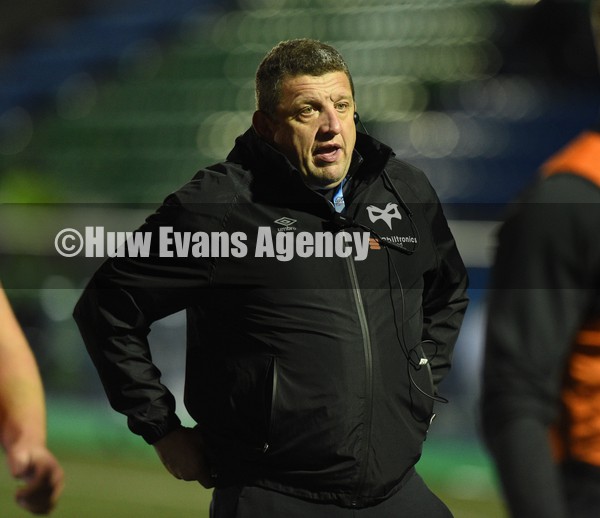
[353,77,428,119]
[457,76,541,120]
[409,111,460,158]
[503,0,541,5]
[196,111,252,160]
[451,112,510,158]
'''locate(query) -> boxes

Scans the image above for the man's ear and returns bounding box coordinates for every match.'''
[252,110,274,141]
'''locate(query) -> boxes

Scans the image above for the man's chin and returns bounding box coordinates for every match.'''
[309,177,345,190]
[306,166,347,190]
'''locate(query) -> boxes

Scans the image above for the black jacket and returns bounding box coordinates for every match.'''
[73,128,468,508]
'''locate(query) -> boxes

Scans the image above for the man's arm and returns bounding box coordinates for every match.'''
[73,194,217,484]
[421,198,470,388]
[73,274,184,443]
[0,284,64,514]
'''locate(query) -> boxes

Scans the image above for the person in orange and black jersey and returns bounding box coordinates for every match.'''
[482,3,600,517]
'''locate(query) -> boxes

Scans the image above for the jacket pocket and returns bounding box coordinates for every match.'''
[261,355,278,454]
[407,342,435,425]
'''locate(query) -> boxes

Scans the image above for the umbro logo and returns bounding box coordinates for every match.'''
[366,203,402,230]
[274,217,297,231]
[274,217,296,228]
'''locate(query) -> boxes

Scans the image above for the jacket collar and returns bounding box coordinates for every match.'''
[226,127,395,190]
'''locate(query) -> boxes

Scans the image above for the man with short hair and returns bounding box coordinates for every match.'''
[74,38,468,517]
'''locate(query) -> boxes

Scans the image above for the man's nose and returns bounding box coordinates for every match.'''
[319,107,342,135]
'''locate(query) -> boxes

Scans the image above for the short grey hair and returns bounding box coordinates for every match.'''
[255,38,355,115]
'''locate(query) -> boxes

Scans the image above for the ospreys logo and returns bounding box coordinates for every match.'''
[366,203,402,230]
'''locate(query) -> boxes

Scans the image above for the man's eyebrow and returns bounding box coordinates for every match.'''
[293,93,352,104]
[288,96,320,110]
[332,94,353,101]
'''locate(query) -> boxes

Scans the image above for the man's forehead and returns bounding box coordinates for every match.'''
[280,72,353,99]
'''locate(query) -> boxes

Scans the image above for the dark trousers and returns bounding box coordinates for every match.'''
[210,470,453,518]
[562,461,600,518]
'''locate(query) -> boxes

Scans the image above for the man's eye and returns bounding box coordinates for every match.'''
[336,103,350,112]
[300,107,315,116]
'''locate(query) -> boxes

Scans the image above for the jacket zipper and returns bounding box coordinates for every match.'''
[345,253,374,507]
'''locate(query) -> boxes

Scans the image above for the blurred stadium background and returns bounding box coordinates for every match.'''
[1,0,598,515]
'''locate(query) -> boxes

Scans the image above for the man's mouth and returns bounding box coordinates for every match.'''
[314,144,342,163]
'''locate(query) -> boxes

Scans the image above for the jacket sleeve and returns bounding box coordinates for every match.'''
[481,174,600,518]
[73,192,215,444]
[421,192,469,389]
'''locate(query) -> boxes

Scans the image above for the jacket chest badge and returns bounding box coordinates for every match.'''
[274,217,297,232]
[366,203,402,230]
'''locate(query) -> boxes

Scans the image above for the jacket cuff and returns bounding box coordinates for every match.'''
[130,413,182,445]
